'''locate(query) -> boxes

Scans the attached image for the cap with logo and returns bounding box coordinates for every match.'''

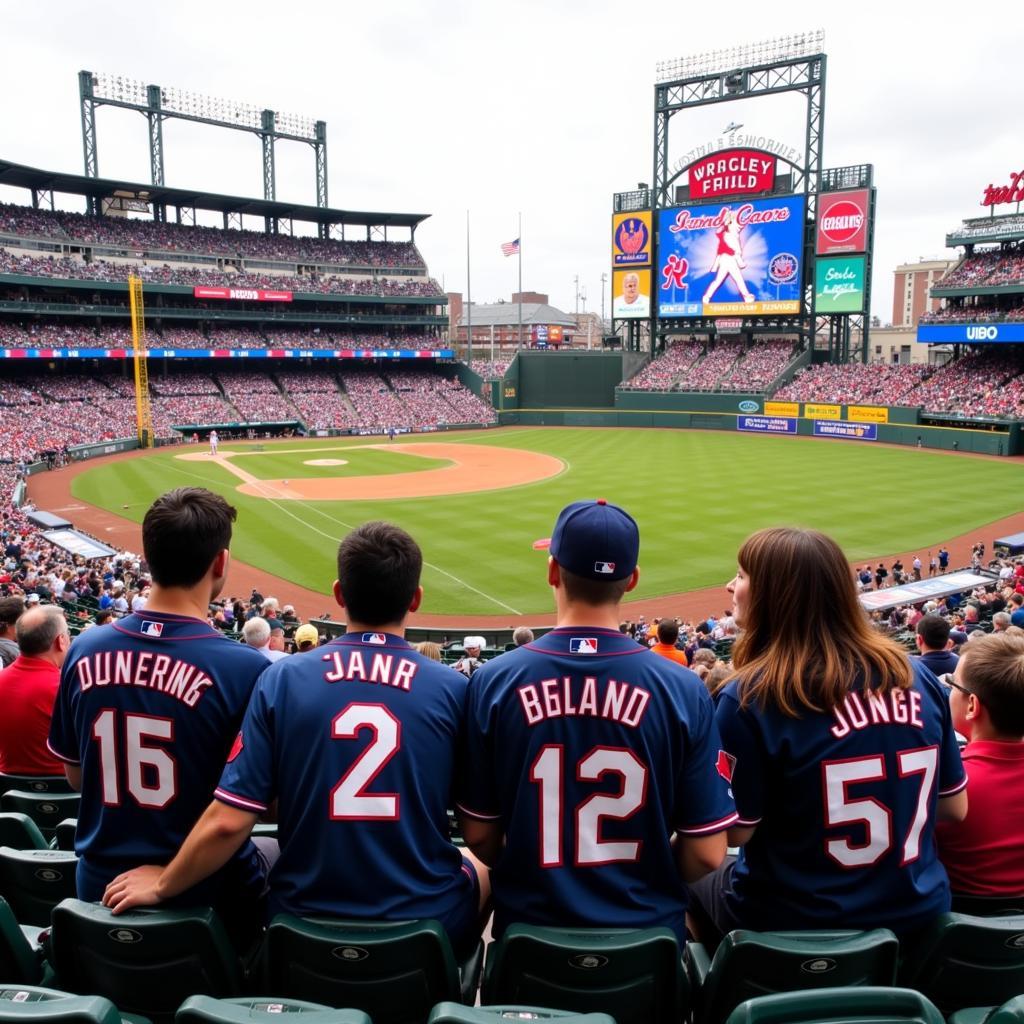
[293,623,319,648]
[549,498,639,582]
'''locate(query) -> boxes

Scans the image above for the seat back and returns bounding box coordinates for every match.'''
[482,924,686,1024]
[0,987,120,1024]
[52,822,76,854]
[951,894,1024,917]
[951,996,1024,1024]
[0,794,80,841]
[50,899,242,1023]
[0,776,73,797]
[428,1004,618,1024]
[0,897,41,985]
[723,986,945,1024]
[0,849,78,928]
[0,815,48,852]
[262,915,463,1024]
[897,913,1024,1015]
[698,930,900,1024]
[176,996,372,1024]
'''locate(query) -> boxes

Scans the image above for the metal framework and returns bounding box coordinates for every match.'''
[128,275,154,447]
[78,71,329,231]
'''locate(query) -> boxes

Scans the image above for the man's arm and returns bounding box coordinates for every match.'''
[102,800,258,914]
[64,764,82,792]
[675,831,728,883]
[459,816,503,868]
[937,789,968,823]
[727,824,756,847]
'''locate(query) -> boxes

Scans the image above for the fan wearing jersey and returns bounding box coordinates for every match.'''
[457,499,736,944]
[47,488,270,918]
[689,527,967,946]
[103,521,488,958]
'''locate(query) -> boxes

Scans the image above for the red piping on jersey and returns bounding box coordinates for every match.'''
[676,811,740,836]
[213,786,268,812]
[523,627,647,658]
[45,738,79,765]
[938,774,969,797]
[454,800,501,821]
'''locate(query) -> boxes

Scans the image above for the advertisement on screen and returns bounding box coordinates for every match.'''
[612,269,651,319]
[814,256,866,314]
[816,189,869,254]
[612,211,652,267]
[657,195,805,317]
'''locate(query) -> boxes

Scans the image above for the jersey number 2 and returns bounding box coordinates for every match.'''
[91,709,176,809]
[330,703,401,820]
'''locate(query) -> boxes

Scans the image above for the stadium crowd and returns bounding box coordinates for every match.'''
[935,248,1024,290]
[774,361,933,405]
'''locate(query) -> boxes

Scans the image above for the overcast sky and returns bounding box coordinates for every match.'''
[2,2,1020,323]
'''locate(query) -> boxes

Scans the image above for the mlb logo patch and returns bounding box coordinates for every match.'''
[715,750,736,783]
[569,637,599,654]
[141,620,164,637]
[594,561,616,575]
[362,632,387,646]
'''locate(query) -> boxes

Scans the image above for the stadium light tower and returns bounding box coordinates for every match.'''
[78,71,329,226]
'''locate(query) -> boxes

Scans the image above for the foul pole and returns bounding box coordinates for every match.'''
[128,275,154,447]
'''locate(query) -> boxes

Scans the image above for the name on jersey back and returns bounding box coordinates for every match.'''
[518,676,651,727]
[73,652,212,708]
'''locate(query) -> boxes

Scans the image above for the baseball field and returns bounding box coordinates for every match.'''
[60,427,1024,619]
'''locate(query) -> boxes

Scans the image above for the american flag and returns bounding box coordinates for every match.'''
[501,238,520,257]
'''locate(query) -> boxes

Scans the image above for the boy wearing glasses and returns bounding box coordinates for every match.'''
[937,632,1024,896]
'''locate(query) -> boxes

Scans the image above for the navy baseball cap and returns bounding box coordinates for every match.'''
[549,499,639,582]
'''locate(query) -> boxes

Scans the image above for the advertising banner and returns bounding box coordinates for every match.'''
[816,190,870,254]
[737,415,797,434]
[193,287,293,302]
[0,348,453,360]
[764,401,799,417]
[847,405,889,424]
[612,268,652,319]
[657,195,805,317]
[804,403,840,420]
[814,256,866,314]
[917,323,1024,344]
[687,149,777,200]
[612,211,652,267]
[813,420,878,441]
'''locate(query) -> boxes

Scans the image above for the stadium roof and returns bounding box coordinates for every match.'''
[0,158,430,230]
[946,212,1024,247]
[457,302,575,327]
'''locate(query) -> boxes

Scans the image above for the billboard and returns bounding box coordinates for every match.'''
[816,190,869,254]
[813,421,878,441]
[688,149,777,200]
[612,211,652,267]
[612,269,651,319]
[193,287,293,302]
[657,196,805,317]
[917,323,1024,344]
[814,256,866,314]
[737,415,797,434]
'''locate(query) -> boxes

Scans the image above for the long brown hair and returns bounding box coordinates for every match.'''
[731,527,912,716]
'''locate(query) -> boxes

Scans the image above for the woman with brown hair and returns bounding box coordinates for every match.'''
[689,527,968,944]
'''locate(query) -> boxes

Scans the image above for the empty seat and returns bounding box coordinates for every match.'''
[950,996,1024,1024]
[175,997,371,1024]
[429,1005,617,1024]
[0,793,80,841]
[0,815,48,852]
[0,849,78,928]
[723,987,945,1024]
[0,897,43,985]
[687,929,899,1024]
[897,913,1024,1015]
[50,899,242,1024]
[0,776,73,798]
[261,916,481,1024]
[0,987,121,1024]
[52,823,77,854]
[482,924,687,1024]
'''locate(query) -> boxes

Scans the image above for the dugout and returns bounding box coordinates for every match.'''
[994,532,1024,557]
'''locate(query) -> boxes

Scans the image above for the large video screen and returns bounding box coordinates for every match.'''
[657,195,805,317]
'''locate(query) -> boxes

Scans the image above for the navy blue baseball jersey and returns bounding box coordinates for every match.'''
[457,626,736,943]
[48,611,269,904]
[215,632,477,947]
[715,660,967,933]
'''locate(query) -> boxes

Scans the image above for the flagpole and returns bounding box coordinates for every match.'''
[517,212,523,350]
[466,210,472,371]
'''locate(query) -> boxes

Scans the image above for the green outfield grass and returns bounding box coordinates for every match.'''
[70,428,1024,616]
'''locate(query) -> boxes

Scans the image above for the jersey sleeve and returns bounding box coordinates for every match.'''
[454,671,501,822]
[47,663,80,765]
[674,684,738,835]
[932,675,968,797]
[214,671,277,813]
[714,687,765,827]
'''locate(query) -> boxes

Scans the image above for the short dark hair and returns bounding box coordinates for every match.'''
[559,566,631,607]
[336,521,422,627]
[917,615,951,650]
[16,605,67,656]
[960,632,1024,736]
[657,619,679,645]
[0,596,25,631]
[142,488,236,588]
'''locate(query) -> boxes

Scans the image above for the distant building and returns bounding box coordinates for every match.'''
[448,294,577,348]
[891,259,956,327]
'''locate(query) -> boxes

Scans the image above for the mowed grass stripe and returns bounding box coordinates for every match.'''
[68,429,1024,616]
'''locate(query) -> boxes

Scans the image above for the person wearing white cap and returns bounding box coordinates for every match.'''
[454,636,486,678]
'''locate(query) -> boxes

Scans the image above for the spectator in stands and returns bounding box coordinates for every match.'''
[651,619,689,666]
[413,640,443,662]
[0,595,24,667]
[964,605,985,634]
[690,527,967,945]
[242,616,288,663]
[936,632,1024,896]
[292,624,319,652]
[512,626,534,647]
[0,605,70,775]
[992,611,1012,633]
[453,636,485,678]
[914,615,960,677]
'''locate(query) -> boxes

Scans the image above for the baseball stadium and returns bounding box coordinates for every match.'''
[0,24,1023,1024]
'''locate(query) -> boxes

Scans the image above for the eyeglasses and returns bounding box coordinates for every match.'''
[940,673,973,697]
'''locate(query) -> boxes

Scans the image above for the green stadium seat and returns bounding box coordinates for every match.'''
[175,996,371,1024]
[0,776,73,798]
[896,913,1024,1015]
[951,894,1024,917]
[0,814,49,852]
[950,996,1024,1024]
[250,824,278,842]
[687,929,899,1024]
[0,897,43,985]
[0,849,78,928]
[428,1004,617,1024]
[0,987,121,1024]
[481,924,687,1024]
[722,986,945,1024]
[53,822,77,854]
[50,900,242,1023]
[0,793,81,841]
[261,915,482,1024]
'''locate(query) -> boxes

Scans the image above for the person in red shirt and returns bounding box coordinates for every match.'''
[0,604,70,775]
[936,631,1024,896]
[650,619,689,667]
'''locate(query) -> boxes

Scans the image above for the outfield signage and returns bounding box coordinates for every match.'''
[0,348,454,360]
[737,415,797,434]
[193,287,293,302]
[814,256,866,314]
[765,401,799,417]
[847,405,889,424]
[687,149,777,200]
[816,190,869,254]
[813,420,878,441]
[804,403,840,420]
[917,323,1024,344]
[612,211,652,267]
